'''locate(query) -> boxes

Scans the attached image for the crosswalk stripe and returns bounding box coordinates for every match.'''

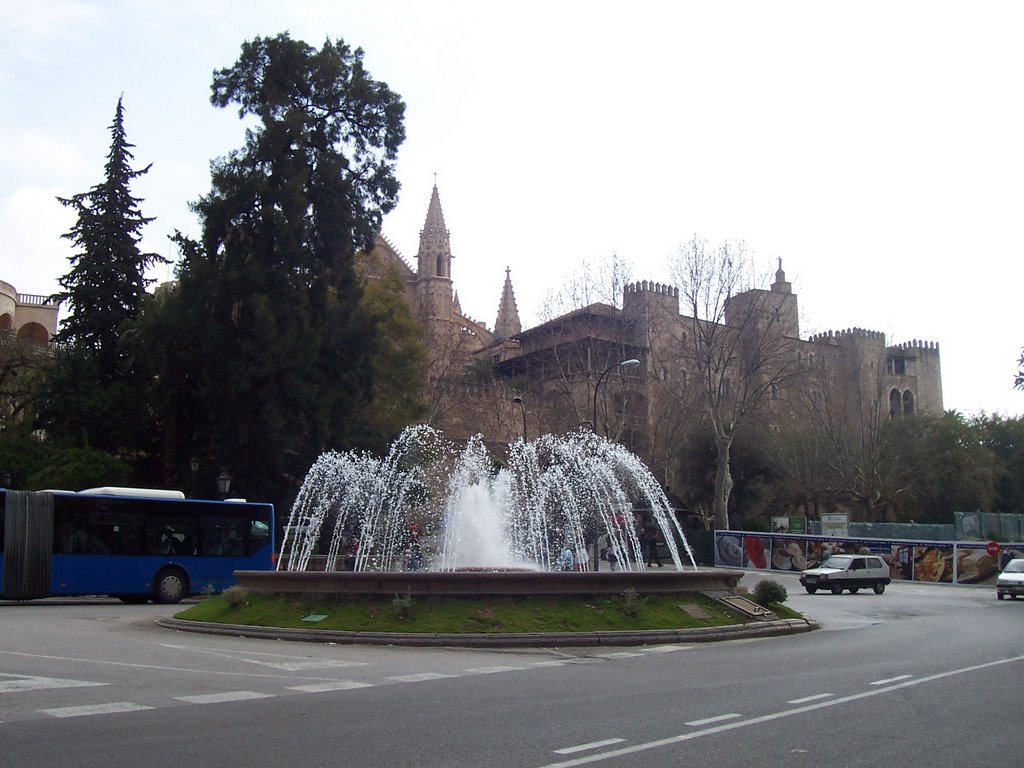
[175,691,274,704]
[41,702,153,718]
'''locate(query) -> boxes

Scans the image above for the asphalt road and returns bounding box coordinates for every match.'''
[1,572,1021,768]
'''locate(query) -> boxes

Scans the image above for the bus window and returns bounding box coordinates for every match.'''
[199,516,246,556]
[145,516,198,556]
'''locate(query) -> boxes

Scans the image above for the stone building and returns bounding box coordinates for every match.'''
[0,280,58,345]
[372,185,943,485]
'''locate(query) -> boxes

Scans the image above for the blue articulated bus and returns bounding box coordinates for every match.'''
[0,487,274,604]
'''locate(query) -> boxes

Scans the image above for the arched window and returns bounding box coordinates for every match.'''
[16,322,49,346]
[889,388,901,418]
[902,390,915,416]
[0,313,13,330]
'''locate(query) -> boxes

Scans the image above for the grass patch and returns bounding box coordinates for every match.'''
[177,591,778,634]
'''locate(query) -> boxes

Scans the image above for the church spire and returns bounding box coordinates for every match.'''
[494,266,522,338]
[771,257,792,294]
[417,183,452,279]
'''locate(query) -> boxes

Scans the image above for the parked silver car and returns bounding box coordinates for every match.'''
[996,558,1024,600]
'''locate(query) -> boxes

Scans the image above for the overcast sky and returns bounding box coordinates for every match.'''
[2,1,1022,417]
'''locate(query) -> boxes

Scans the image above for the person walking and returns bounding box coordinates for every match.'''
[645,527,663,567]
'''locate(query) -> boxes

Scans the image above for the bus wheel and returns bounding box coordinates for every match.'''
[117,594,149,604]
[154,568,189,604]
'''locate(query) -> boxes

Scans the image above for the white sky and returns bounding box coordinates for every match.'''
[2,1,1022,417]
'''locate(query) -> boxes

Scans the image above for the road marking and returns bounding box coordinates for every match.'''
[787,693,834,704]
[0,674,107,694]
[530,661,569,668]
[870,675,912,685]
[41,702,153,718]
[595,652,644,659]
[643,645,692,653]
[158,643,365,671]
[463,665,524,674]
[535,654,1024,767]
[386,673,457,683]
[288,681,375,693]
[554,739,626,755]
[685,713,741,727]
[175,691,274,704]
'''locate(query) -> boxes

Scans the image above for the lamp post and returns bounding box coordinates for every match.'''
[216,469,232,499]
[591,358,640,437]
[512,392,527,441]
[590,358,640,571]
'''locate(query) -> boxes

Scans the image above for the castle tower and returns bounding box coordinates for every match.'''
[413,184,455,321]
[494,267,522,338]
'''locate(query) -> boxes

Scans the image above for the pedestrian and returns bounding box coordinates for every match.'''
[556,545,575,572]
[343,532,360,571]
[646,528,663,567]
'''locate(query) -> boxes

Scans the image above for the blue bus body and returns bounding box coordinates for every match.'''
[0,488,274,603]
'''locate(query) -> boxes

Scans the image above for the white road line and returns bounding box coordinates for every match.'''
[595,652,644,659]
[158,643,365,671]
[530,661,569,668]
[41,702,153,718]
[535,654,1024,768]
[175,691,274,704]
[462,665,524,674]
[685,713,741,727]
[870,674,912,685]
[386,673,457,683]
[787,693,835,704]
[554,739,626,755]
[0,674,107,694]
[288,681,375,692]
[643,645,692,653]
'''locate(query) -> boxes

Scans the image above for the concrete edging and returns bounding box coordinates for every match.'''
[156,616,819,648]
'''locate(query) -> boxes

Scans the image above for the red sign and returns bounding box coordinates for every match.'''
[986,540,1001,557]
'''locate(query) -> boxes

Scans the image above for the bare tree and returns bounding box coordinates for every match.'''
[669,236,803,529]
[538,252,632,322]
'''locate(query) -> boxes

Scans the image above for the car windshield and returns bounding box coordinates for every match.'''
[822,555,852,568]
[1003,559,1024,573]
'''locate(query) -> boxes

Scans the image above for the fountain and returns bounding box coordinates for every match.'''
[236,427,740,599]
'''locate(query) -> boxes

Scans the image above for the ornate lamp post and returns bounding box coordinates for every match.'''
[216,469,233,499]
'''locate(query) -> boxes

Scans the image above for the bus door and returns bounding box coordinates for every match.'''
[2,491,54,600]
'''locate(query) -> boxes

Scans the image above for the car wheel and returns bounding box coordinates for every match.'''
[997,592,1004,600]
[849,587,860,594]
[830,583,843,595]
[805,586,817,594]
[873,583,885,594]
[153,567,189,604]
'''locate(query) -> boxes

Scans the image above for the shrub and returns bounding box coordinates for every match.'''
[393,592,414,619]
[753,579,787,606]
[222,585,248,608]
[620,587,645,617]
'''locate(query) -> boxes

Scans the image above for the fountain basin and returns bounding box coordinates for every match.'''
[234,568,740,598]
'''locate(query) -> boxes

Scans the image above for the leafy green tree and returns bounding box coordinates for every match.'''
[976,413,1024,513]
[39,97,163,455]
[158,33,406,508]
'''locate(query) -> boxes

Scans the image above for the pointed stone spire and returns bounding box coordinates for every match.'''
[453,290,462,315]
[417,183,452,279]
[771,257,792,294]
[494,266,522,338]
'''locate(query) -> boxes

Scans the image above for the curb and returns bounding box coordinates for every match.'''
[156,616,819,648]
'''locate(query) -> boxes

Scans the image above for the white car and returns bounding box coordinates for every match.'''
[996,558,1024,600]
[800,554,891,595]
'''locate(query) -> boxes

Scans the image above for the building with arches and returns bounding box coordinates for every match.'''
[0,280,58,346]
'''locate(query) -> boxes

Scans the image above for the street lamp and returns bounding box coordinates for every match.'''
[591,358,640,437]
[188,458,199,498]
[512,392,527,441]
[216,469,233,499]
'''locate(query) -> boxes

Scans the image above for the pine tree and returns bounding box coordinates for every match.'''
[54,96,163,367]
[39,97,164,453]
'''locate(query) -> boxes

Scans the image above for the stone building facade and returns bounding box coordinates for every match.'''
[0,280,58,345]
[374,185,944,483]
